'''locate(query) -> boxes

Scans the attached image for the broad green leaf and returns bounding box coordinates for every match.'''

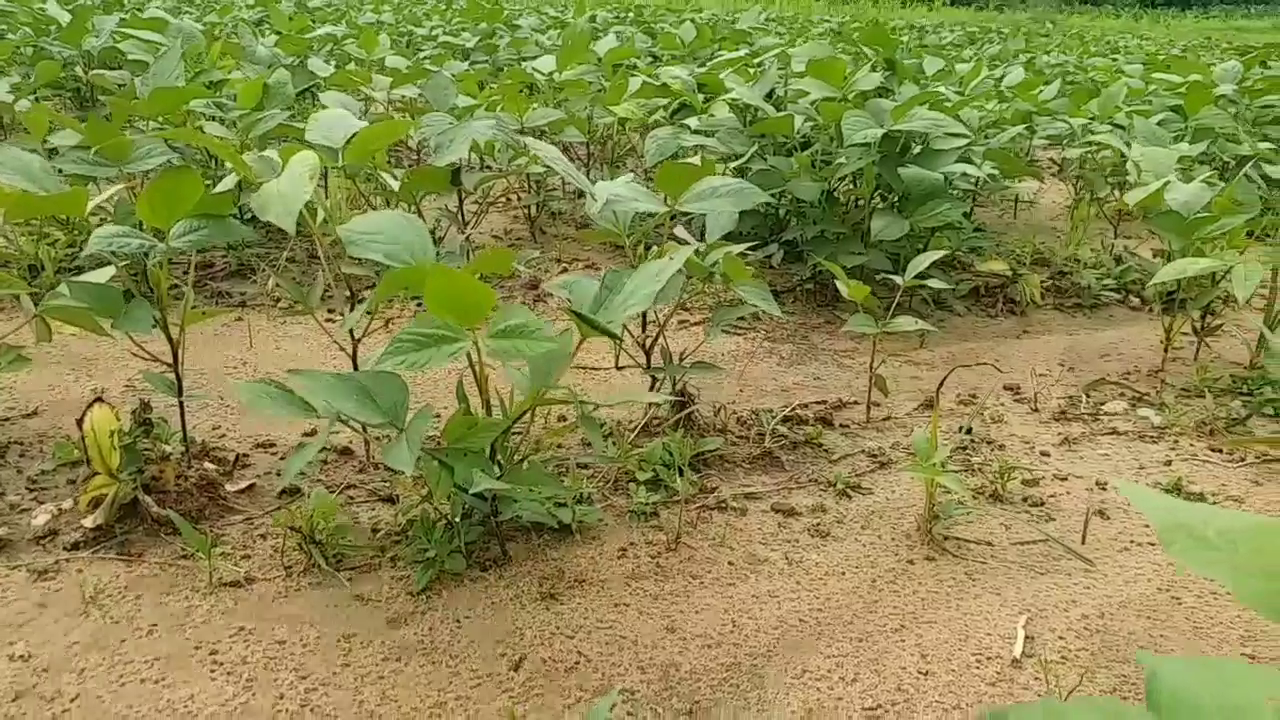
[882,315,937,333]
[141,370,179,398]
[904,250,950,281]
[237,379,319,419]
[1164,179,1215,219]
[597,245,696,325]
[1147,258,1230,287]
[0,272,33,296]
[113,297,155,334]
[382,405,436,474]
[183,307,231,328]
[732,278,782,317]
[346,119,414,166]
[424,71,457,112]
[168,216,256,251]
[1230,261,1264,306]
[1118,482,1280,622]
[138,42,186,98]
[422,263,497,329]
[304,108,367,149]
[249,150,321,236]
[376,316,471,371]
[1,187,89,221]
[39,297,111,335]
[0,344,32,373]
[466,247,518,277]
[870,209,910,243]
[281,423,331,485]
[655,159,714,201]
[843,312,880,335]
[523,136,592,194]
[336,210,435,268]
[483,305,559,363]
[136,165,205,231]
[286,370,409,429]
[0,145,67,194]
[589,176,668,215]
[676,176,772,214]
[82,225,159,258]
[1140,653,1279,719]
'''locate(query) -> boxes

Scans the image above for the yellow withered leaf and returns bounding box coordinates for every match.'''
[78,473,119,512]
[79,398,122,477]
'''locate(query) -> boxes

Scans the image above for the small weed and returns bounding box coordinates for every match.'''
[627,430,722,545]
[984,457,1033,502]
[166,509,239,589]
[1156,475,1212,504]
[828,471,871,499]
[273,488,357,585]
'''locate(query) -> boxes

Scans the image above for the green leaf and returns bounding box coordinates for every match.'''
[981,696,1150,719]
[0,344,32,373]
[1164,179,1216,219]
[483,305,558,363]
[81,225,159,258]
[732,278,782,317]
[0,272,33,296]
[168,216,256,251]
[2,187,89,221]
[336,210,435,268]
[375,316,471,371]
[113,297,155,334]
[589,176,668,216]
[870,209,910,243]
[166,509,212,556]
[423,71,457,112]
[842,312,880,335]
[138,41,186,98]
[0,145,67,194]
[465,247,518,278]
[286,370,409,429]
[1230,260,1264,306]
[882,315,937,334]
[249,150,321,236]
[1147,257,1230,287]
[904,250,950,281]
[141,370,179,398]
[382,405,436,474]
[421,263,497,329]
[654,159,715,201]
[1118,482,1280,622]
[304,108,367,149]
[281,423,330,485]
[1140,653,1280,719]
[523,136,592,194]
[676,176,772,214]
[597,246,696,325]
[236,379,319,420]
[38,297,110,336]
[345,119,414,166]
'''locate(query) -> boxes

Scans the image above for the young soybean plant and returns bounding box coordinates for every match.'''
[821,250,951,423]
[76,165,254,456]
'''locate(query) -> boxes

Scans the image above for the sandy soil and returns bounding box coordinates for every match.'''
[1,274,1277,717]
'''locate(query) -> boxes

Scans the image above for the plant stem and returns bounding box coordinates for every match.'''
[1250,265,1279,369]
[0,315,34,344]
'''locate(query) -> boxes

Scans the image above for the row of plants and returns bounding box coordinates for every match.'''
[0,0,1275,713]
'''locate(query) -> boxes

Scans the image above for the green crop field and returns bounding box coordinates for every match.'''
[0,0,1276,715]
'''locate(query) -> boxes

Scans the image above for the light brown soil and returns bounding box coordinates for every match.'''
[1,287,1277,716]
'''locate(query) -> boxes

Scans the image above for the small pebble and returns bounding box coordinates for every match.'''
[1038,448,1051,457]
